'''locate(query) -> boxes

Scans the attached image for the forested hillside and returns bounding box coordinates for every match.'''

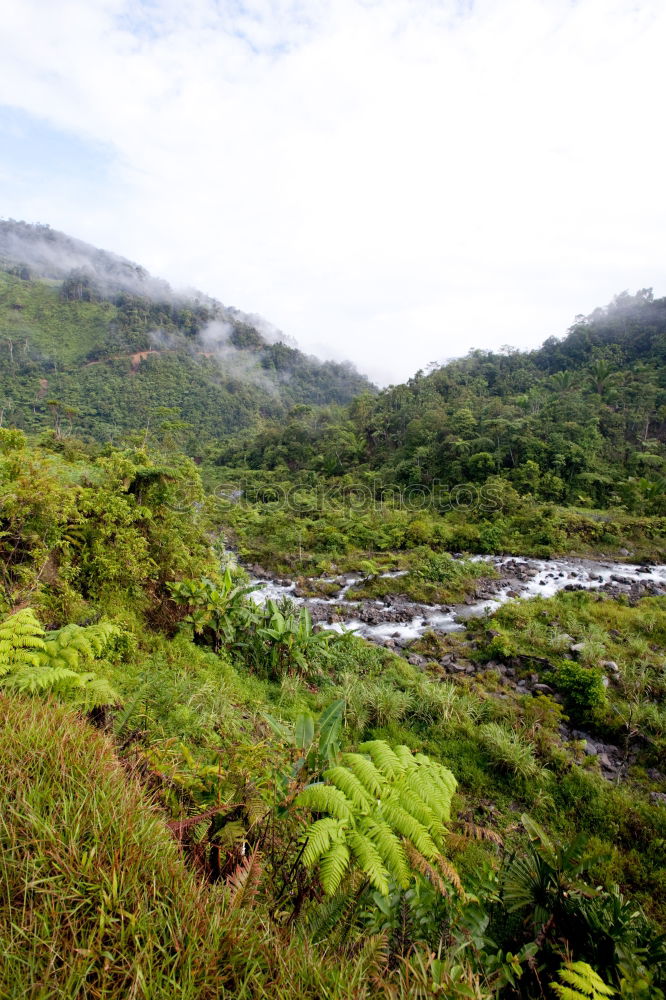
[219,289,666,513]
[0,221,373,447]
[1,429,665,999]
[1,223,665,999]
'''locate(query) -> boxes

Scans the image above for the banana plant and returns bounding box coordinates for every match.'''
[251,599,334,680]
[169,569,258,652]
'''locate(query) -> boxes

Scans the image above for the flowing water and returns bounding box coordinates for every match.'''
[248,557,666,644]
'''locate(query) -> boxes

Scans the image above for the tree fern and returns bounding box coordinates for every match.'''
[341,752,386,798]
[550,961,615,999]
[301,817,346,869]
[296,784,353,823]
[347,830,390,895]
[295,739,459,896]
[0,608,45,675]
[0,608,120,707]
[319,840,352,895]
[324,765,374,811]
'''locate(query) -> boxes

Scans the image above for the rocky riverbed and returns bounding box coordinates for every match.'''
[247,555,666,644]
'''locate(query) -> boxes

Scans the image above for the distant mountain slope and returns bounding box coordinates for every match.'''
[219,289,666,514]
[0,220,374,447]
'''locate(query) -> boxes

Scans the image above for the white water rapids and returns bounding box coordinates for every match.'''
[247,557,666,643]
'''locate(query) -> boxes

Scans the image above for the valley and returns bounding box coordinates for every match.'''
[0,224,664,999]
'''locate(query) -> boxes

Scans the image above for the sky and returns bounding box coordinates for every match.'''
[1,0,665,386]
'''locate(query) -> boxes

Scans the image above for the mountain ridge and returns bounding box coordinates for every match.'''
[0,220,375,448]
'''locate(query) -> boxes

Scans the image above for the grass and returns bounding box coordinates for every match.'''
[0,693,422,1000]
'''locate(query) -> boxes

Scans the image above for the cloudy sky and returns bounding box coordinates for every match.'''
[1,0,665,385]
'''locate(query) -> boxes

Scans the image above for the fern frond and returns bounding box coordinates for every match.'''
[358,740,404,780]
[71,676,120,708]
[296,784,353,823]
[3,664,80,693]
[347,830,390,895]
[324,765,373,812]
[552,961,616,998]
[404,843,450,897]
[226,847,263,910]
[319,841,351,895]
[0,609,45,674]
[433,855,465,897]
[398,766,455,825]
[353,933,389,979]
[392,786,437,832]
[301,817,346,868]
[359,816,410,889]
[381,801,438,859]
[341,753,386,798]
[305,875,364,942]
[453,821,503,847]
[393,744,416,769]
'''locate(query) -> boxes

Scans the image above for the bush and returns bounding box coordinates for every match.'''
[554,661,606,714]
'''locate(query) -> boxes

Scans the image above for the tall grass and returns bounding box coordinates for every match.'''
[0,694,422,999]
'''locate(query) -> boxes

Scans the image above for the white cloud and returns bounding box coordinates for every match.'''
[0,0,665,384]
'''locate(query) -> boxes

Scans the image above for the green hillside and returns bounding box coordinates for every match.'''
[217,289,666,512]
[0,221,374,449]
[0,429,664,998]
[1,221,665,999]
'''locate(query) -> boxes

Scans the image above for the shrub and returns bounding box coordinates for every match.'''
[554,661,606,714]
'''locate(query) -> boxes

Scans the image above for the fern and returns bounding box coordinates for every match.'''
[341,752,386,798]
[347,830,390,895]
[296,739,459,896]
[359,740,403,780]
[359,816,410,889]
[319,840,351,895]
[324,765,373,812]
[296,783,353,823]
[0,608,120,706]
[403,843,464,898]
[550,961,615,999]
[0,608,45,675]
[226,848,263,910]
[301,817,345,868]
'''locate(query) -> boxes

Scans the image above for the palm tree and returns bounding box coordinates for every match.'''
[586,360,618,397]
[503,814,608,945]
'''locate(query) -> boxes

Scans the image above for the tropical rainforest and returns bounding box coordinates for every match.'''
[0,221,665,999]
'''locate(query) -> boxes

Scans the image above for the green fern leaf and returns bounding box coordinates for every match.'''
[358,740,404,780]
[359,816,410,889]
[301,817,345,868]
[392,786,437,831]
[347,830,390,895]
[296,784,353,823]
[324,765,373,812]
[381,801,438,859]
[551,961,616,1000]
[341,752,386,798]
[319,841,351,895]
[393,744,416,768]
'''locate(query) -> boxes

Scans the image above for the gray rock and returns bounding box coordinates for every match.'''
[408,654,427,667]
[584,741,598,756]
[601,660,620,673]
[570,642,586,656]
[650,792,666,806]
[533,683,554,693]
